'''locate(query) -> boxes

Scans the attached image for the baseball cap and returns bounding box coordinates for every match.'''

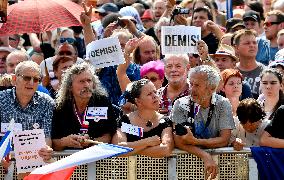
[243,10,261,24]
[94,3,118,14]
[226,18,245,33]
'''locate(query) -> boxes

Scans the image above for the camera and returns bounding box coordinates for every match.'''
[175,122,193,136]
[116,18,126,28]
[172,8,190,16]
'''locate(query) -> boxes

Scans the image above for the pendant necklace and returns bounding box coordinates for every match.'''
[137,111,155,128]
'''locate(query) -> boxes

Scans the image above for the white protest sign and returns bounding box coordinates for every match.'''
[13,129,46,174]
[86,37,125,68]
[161,26,201,54]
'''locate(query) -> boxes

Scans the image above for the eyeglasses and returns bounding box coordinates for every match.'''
[58,51,73,56]
[59,37,75,44]
[144,76,159,82]
[18,75,41,83]
[264,21,280,27]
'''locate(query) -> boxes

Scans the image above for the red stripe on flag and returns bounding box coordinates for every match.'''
[24,166,76,180]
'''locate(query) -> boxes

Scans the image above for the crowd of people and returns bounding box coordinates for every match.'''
[0,0,284,178]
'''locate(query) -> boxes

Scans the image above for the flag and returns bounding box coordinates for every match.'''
[24,143,132,180]
[226,0,233,19]
[251,146,284,180]
[0,130,13,160]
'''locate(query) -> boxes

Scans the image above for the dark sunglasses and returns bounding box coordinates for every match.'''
[264,21,280,27]
[18,75,41,83]
[58,51,73,56]
[59,37,76,44]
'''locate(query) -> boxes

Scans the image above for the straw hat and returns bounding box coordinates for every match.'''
[210,44,239,62]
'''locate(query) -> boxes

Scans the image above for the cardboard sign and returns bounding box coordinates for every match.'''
[86,37,125,68]
[13,129,46,174]
[0,0,7,23]
[161,26,201,54]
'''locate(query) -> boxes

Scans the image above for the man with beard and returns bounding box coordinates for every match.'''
[157,54,190,116]
[51,62,118,150]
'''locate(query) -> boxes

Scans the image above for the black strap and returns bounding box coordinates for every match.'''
[187,100,215,136]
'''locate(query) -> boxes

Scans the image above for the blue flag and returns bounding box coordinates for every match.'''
[226,0,233,19]
[251,146,284,180]
[0,131,13,160]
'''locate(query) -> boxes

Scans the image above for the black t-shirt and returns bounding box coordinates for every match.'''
[265,105,284,139]
[117,114,172,142]
[51,94,118,140]
[202,32,219,54]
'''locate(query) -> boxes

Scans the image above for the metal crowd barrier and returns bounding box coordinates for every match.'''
[0,147,258,180]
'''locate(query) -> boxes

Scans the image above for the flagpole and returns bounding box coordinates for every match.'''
[226,0,233,19]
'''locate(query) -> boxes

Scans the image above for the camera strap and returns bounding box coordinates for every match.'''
[188,100,215,137]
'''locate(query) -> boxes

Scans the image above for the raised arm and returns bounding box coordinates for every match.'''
[80,3,96,46]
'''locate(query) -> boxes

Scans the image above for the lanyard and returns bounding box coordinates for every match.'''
[73,103,89,134]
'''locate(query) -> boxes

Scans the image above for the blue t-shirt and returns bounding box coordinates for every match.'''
[98,63,140,105]
[256,38,270,66]
[270,47,279,61]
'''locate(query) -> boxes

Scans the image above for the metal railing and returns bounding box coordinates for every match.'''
[0,147,258,180]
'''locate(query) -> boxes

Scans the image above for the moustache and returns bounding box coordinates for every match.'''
[80,87,93,95]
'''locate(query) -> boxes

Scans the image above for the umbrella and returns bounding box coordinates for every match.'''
[0,0,88,36]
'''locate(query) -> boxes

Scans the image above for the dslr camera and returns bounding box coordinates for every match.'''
[174,122,193,136]
[172,7,190,16]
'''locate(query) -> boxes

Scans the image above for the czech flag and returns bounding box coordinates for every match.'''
[24,144,132,180]
[0,130,13,160]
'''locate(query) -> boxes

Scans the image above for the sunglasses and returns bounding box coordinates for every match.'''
[264,21,280,27]
[58,51,73,56]
[59,38,75,44]
[0,56,7,62]
[18,74,41,83]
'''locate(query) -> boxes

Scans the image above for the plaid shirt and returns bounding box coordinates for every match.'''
[0,88,55,137]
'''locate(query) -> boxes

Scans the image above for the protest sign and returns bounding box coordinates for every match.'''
[86,37,125,68]
[161,26,201,54]
[14,129,46,174]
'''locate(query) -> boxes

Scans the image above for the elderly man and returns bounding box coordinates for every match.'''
[0,61,54,172]
[158,54,190,116]
[51,62,118,150]
[6,50,29,74]
[171,65,235,179]
[0,47,14,74]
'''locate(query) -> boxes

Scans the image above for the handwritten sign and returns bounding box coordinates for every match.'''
[13,129,46,174]
[86,37,125,68]
[161,26,201,55]
[121,122,143,137]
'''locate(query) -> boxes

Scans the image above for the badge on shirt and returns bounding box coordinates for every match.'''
[1,123,22,133]
[86,107,108,122]
[121,122,143,137]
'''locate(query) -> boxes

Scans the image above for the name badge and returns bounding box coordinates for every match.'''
[86,107,108,122]
[121,122,143,137]
[1,123,22,133]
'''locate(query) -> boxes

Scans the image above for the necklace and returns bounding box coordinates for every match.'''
[137,111,156,128]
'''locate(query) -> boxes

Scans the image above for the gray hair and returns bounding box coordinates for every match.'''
[188,65,221,90]
[15,61,41,76]
[56,62,108,109]
[60,28,75,38]
[6,50,30,64]
[164,54,189,66]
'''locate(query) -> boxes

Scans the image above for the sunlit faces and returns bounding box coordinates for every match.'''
[277,34,284,50]
[260,72,282,98]
[165,57,189,84]
[15,69,40,97]
[54,60,74,81]
[135,82,159,110]
[214,55,236,72]
[71,71,94,100]
[189,72,214,105]
[153,1,166,19]
[235,35,258,58]
[0,51,9,74]
[192,11,208,31]
[142,71,163,90]
[241,120,261,133]
[264,15,280,41]
[6,57,22,74]
[223,76,242,98]
[244,20,260,33]
[139,40,157,65]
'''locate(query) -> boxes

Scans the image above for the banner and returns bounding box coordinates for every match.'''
[14,129,46,173]
[86,37,125,68]
[161,26,201,55]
